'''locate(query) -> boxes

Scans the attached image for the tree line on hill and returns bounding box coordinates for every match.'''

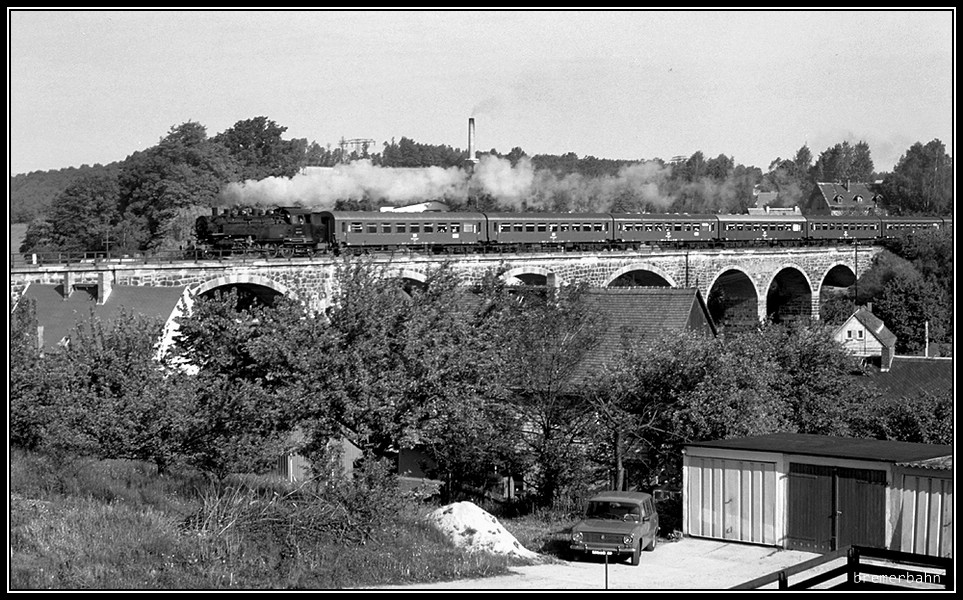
[12,115,954,255]
[10,260,951,510]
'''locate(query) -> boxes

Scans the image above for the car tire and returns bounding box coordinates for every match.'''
[630,542,641,566]
[645,535,657,552]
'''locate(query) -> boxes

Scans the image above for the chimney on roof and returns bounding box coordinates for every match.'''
[866,302,872,314]
[97,271,113,305]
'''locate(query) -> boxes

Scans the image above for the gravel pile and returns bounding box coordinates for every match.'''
[426,501,540,561]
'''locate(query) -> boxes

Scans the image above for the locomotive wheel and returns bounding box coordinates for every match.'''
[279,246,294,258]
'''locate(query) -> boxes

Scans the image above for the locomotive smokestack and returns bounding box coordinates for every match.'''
[466,117,478,169]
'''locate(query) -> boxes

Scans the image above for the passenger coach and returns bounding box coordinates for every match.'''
[805,216,881,242]
[484,212,613,248]
[715,213,807,243]
[319,211,486,249]
[613,213,719,245]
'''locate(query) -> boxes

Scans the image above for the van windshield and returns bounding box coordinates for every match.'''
[586,501,642,521]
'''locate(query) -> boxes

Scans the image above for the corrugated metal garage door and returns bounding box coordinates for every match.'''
[686,457,777,545]
[787,463,886,553]
[787,463,834,552]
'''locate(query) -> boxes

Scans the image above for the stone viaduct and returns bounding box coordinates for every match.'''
[10,244,880,330]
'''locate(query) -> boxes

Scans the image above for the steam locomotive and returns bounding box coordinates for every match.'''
[194,206,952,257]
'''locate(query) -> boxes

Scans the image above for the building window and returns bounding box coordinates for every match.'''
[847,330,853,339]
[857,330,864,339]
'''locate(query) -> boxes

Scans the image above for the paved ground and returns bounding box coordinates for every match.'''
[371,537,825,590]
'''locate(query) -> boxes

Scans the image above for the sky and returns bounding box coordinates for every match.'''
[7,9,956,177]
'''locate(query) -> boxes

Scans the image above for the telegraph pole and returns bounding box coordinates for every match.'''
[853,239,858,310]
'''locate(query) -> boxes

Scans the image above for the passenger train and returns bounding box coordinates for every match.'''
[194,207,952,257]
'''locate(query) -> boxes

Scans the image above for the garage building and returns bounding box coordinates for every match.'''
[682,433,952,557]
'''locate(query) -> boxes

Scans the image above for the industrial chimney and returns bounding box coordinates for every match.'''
[465,117,478,169]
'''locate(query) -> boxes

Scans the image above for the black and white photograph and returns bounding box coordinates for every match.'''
[8,8,954,591]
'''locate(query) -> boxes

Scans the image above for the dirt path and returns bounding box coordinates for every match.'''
[370,537,821,590]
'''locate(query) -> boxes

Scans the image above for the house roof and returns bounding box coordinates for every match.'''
[575,287,716,378]
[836,306,897,348]
[17,283,187,348]
[686,432,952,464]
[896,455,952,471]
[860,356,953,400]
[816,182,882,210]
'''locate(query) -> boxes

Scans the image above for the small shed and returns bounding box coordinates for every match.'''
[683,433,952,557]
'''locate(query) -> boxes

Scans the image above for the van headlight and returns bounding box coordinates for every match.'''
[622,534,634,545]
[571,532,583,543]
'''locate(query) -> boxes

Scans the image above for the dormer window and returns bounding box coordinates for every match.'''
[833,195,843,204]
[855,195,863,203]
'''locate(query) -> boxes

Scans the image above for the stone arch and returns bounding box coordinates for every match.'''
[391,268,429,295]
[192,274,293,309]
[705,266,759,333]
[815,263,857,322]
[817,263,857,291]
[762,265,814,324]
[501,266,562,287]
[603,263,678,288]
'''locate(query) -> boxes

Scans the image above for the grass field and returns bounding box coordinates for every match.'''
[9,449,557,590]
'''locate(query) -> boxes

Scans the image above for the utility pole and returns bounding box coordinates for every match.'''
[853,239,858,310]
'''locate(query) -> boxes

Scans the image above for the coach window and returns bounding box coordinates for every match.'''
[560,223,570,232]
[537,223,547,233]
[451,223,461,233]
[525,223,535,233]
[674,223,683,232]
[437,223,448,233]
[366,223,378,234]
[423,223,434,233]
[381,223,392,233]
[396,223,407,234]
[350,222,363,233]
[410,223,420,234]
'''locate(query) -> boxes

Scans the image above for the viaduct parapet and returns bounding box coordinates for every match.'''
[10,245,881,328]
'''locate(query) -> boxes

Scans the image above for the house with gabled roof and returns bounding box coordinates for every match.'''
[574,287,717,382]
[816,181,885,215]
[14,273,190,358]
[833,304,897,371]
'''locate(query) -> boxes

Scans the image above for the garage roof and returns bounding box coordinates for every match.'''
[686,433,952,464]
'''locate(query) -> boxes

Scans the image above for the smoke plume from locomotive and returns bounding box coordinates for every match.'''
[218,117,679,212]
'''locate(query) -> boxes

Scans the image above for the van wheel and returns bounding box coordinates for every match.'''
[645,535,657,551]
[630,542,641,565]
